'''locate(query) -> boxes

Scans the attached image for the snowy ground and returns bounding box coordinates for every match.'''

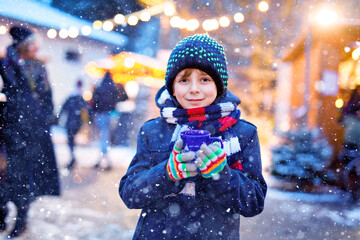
[1,127,360,239]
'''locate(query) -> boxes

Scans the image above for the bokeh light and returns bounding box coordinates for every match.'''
[124,57,135,68]
[186,19,199,31]
[140,12,151,22]
[128,15,139,26]
[81,26,92,36]
[258,1,269,13]
[315,9,338,25]
[114,14,125,24]
[59,29,69,39]
[164,3,176,16]
[47,29,57,39]
[82,90,93,102]
[219,16,230,27]
[335,98,344,108]
[202,19,219,31]
[103,20,114,31]
[125,81,140,99]
[0,25,7,35]
[234,12,245,23]
[93,20,103,30]
[68,26,79,38]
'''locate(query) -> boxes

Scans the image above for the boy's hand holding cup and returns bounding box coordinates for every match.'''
[180,130,226,178]
[195,143,227,178]
[166,138,198,181]
[167,130,226,181]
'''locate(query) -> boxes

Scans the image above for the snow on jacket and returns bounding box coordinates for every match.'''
[119,90,267,240]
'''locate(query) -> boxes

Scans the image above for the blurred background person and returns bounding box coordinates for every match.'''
[92,72,127,171]
[58,79,89,171]
[0,26,60,238]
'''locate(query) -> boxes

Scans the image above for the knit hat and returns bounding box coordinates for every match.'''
[9,26,33,46]
[165,34,228,97]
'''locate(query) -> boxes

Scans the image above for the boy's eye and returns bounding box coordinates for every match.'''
[201,77,212,82]
[179,79,188,83]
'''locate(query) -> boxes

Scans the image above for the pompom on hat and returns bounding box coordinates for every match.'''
[9,26,33,46]
[165,34,228,97]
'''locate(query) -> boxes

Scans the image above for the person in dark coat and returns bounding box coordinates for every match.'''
[92,72,128,170]
[119,34,267,240]
[58,79,88,170]
[0,26,60,238]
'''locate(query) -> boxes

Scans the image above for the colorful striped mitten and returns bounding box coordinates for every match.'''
[195,143,227,178]
[166,139,198,181]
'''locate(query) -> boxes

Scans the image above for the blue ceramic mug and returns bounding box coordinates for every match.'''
[180,130,223,152]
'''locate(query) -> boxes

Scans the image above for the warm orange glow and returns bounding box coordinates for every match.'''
[84,61,106,79]
[84,52,166,87]
[335,98,344,108]
[112,73,136,85]
[109,52,166,83]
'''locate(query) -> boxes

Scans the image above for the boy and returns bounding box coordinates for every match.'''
[119,34,267,240]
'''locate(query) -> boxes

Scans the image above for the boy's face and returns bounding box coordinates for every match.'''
[172,68,217,109]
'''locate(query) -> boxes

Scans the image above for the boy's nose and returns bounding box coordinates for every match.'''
[189,81,200,93]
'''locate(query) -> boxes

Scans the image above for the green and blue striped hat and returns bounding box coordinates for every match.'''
[165,34,228,97]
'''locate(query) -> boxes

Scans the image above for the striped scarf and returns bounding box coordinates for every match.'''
[157,88,242,157]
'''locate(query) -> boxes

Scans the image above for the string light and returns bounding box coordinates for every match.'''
[81,26,92,36]
[234,12,245,23]
[59,29,69,39]
[103,20,114,31]
[68,26,79,38]
[140,12,151,22]
[219,16,230,27]
[47,3,255,41]
[202,19,219,31]
[186,19,200,31]
[258,1,269,13]
[93,20,103,30]
[170,16,181,28]
[114,14,125,24]
[164,3,176,16]
[178,18,187,29]
[98,3,252,33]
[128,15,139,26]
[47,29,57,39]
[0,25,7,35]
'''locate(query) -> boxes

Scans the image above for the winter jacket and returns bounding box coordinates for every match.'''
[119,91,267,240]
[59,94,88,131]
[0,45,60,206]
[92,72,128,114]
